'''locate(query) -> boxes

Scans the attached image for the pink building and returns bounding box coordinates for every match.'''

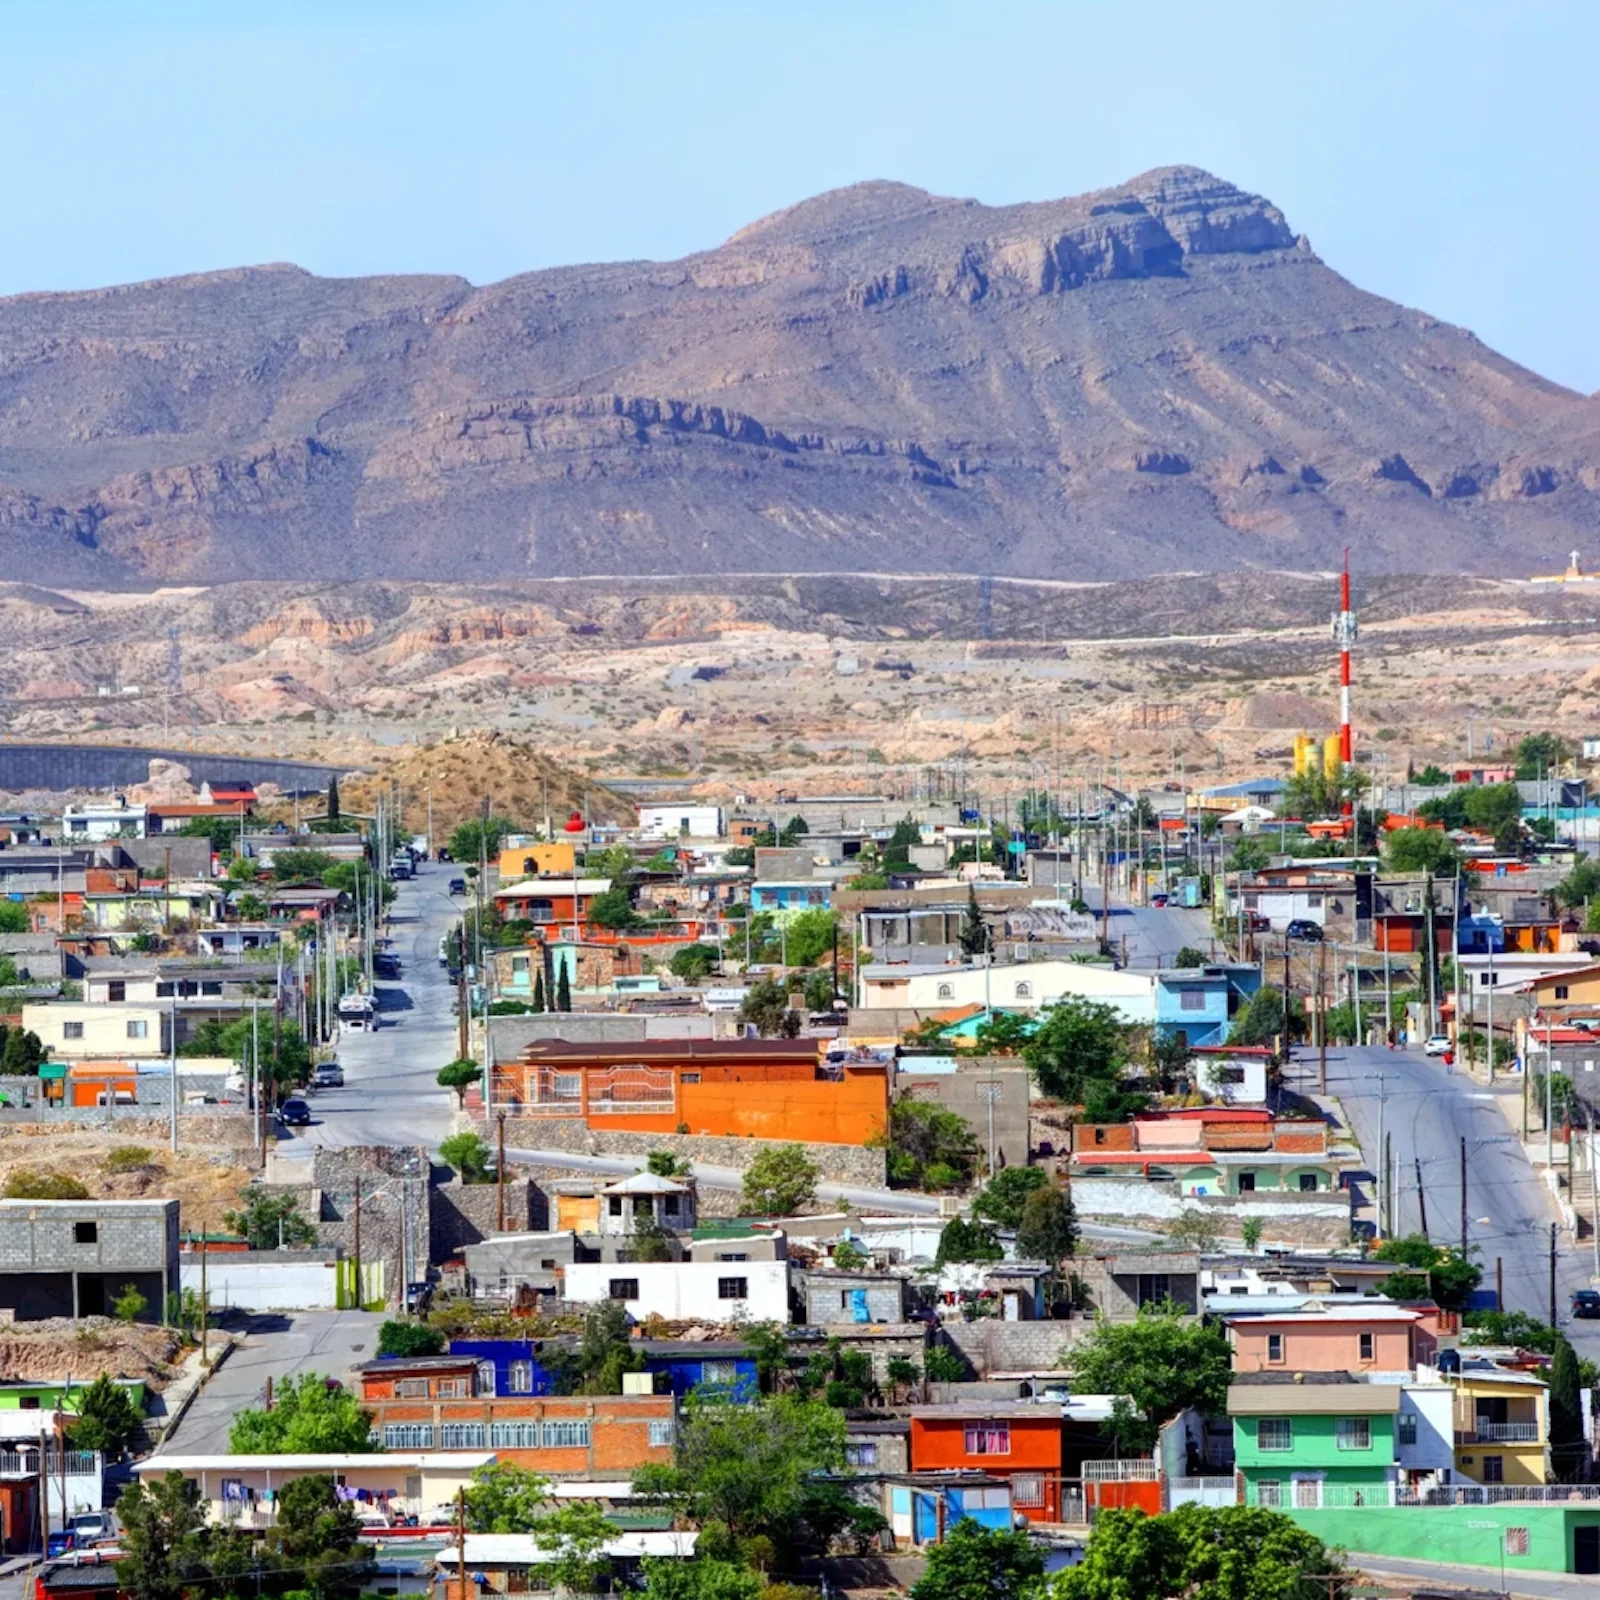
[1224,1302,1432,1375]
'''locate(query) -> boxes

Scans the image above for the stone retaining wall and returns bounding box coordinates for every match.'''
[430,1180,544,1257]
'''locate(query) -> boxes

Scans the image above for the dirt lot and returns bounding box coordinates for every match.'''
[0,1317,186,1386]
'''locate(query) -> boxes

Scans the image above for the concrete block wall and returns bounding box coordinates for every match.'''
[430,1180,543,1259]
[937,1317,1091,1378]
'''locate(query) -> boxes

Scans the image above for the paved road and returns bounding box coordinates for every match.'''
[157,1309,386,1453]
[1350,1550,1596,1599]
[1079,886,1216,970]
[286,862,461,1152]
[1306,1042,1600,1367]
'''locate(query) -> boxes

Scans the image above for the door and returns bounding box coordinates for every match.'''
[1575,1524,1599,1575]
[1293,1479,1320,1508]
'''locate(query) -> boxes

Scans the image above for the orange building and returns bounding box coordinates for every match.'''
[909,1407,1066,1523]
[357,1356,674,1476]
[493,1039,889,1146]
[66,1061,140,1108]
[1223,1303,1432,1374]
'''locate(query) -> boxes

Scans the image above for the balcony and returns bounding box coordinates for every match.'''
[1454,1421,1541,1444]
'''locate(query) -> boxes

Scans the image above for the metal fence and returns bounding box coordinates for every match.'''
[1081,1458,1159,1481]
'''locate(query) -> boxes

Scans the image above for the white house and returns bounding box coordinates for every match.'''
[60,801,148,841]
[562,1259,789,1323]
[858,959,1156,1021]
[638,804,723,840]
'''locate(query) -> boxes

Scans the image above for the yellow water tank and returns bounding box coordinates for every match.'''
[1322,733,1342,779]
[1293,733,1317,778]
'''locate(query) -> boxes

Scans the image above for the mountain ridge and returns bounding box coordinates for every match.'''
[1,165,1597,585]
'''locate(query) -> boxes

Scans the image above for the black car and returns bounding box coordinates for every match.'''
[448,878,467,896]
[278,1097,313,1126]
[1285,919,1324,942]
[1573,1289,1600,1319]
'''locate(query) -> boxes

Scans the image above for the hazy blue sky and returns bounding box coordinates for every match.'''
[5,1,1597,391]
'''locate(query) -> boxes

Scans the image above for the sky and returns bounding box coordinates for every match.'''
[3,1,1598,392]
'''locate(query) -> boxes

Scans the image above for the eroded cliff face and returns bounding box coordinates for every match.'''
[0,166,1597,585]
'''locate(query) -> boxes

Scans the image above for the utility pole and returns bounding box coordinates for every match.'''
[1383,1131,1393,1238]
[1317,938,1328,1094]
[1460,1135,1468,1255]
[1414,1155,1429,1240]
[1549,1223,1558,1328]
[352,1176,361,1312]
[496,1112,507,1233]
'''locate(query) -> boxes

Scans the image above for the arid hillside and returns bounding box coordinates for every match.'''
[2,167,1598,586]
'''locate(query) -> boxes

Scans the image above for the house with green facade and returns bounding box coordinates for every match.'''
[1229,1377,1401,1509]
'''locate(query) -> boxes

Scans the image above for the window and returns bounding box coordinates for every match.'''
[201,981,222,997]
[107,981,126,1002]
[396,1379,429,1398]
[1335,1417,1371,1451]
[648,1420,676,1448]
[490,1423,541,1449]
[1293,1479,1320,1508]
[511,955,530,976]
[552,1073,581,1101]
[608,1196,624,1217]
[156,983,175,998]
[383,1425,434,1449]
[1397,1413,1417,1446]
[1093,1128,1107,1145]
[1482,1456,1504,1483]
[436,1379,468,1399]
[127,1019,148,1039]
[1238,1172,1256,1193]
[1358,1332,1375,1362]
[1218,1066,1246,1085]
[74,1221,97,1244]
[663,1196,680,1217]
[1266,1334,1284,1364]
[1014,982,1032,1000]
[937,983,955,1001]
[682,1072,701,1085]
[1256,1481,1282,1508]
[1010,1473,1043,1507]
[609,1279,639,1301]
[716,1252,748,1262]
[63,1021,84,1040]
[508,1361,534,1395]
[1257,1418,1293,1451]
[718,1277,748,1301]
[1134,1274,1170,1306]
[1504,1527,1529,1556]
[1298,1173,1319,1192]
[845,1442,879,1469]
[1179,987,1206,1012]
[476,1362,496,1396]
[541,1420,591,1449]
[702,1360,739,1386]
[963,1426,1010,1455]
[1556,985,1570,1000]
[439,1423,485,1449]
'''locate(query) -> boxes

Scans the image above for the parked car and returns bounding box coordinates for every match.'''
[1246,911,1272,932]
[1571,1289,1600,1319]
[1285,919,1324,942]
[1149,893,1169,908]
[448,877,467,896]
[312,1062,344,1089]
[1423,1034,1453,1057]
[278,1097,313,1126]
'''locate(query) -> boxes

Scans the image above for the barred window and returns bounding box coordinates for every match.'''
[396,1379,429,1398]
[436,1379,468,1399]
[1011,1474,1044,1508]
[609,1279,639,1301]
[1256,1481,1282,1508]
[1504,1527,1529,1556]
[476,1362,496,1397]
[383,1424,434,1449]
[648,1420,675,1448]
[541,1420,591,1449]
[1397,1413,1417,1446]
[717,1277,748,1301]
[1335,1417,1370,1451]
[845,1442,879,1469]
[702,1360,739,1385]
[1257,1418,1293,1452]
[490,1423,541,1449]
[439,1423,485,1449]
[508,1361,534,1394]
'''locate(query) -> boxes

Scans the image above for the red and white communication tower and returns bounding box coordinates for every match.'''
[1332,550,1357,811]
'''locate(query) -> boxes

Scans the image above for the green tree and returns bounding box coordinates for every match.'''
[640,1559,762,1600]
[67,1374,142,1457]
[1384,827,1461,874]
[882,817,921,870]
[924,1344,965,1393]
[1015,1182,1078,1264]
[441,1131,494,1184]
[972,1011,1034,1054]
[874,1097,980,1190]
[1228,984,1295,1048]
[588,884,641,929]
[740,1143,819,1215]
[934,1217,1004,1265]
[270,848,338,883]
[542,1303,642,1396]
[780,815,811,844]
[1022,997,1135,1107]
[1372,1234,1481,1310]
[1555,856,1600,908]
[229,1373,376,1453]
[532,1500,614,1594]
[1459,1311,1599,1384]
[1166,1211,1224,1252]
[224,1190,318,1250]
[1464,782,1524,836]
[886,1355,921,1402]
[973,1166,1048,1229]
[437,1057,483,1106]
[632,1393,845,1545]
[846,872,888,890]
[1548,1335,1584,1481]
[325,775,341,820]
[112,1283,148,1323]
[1,1028,46,1074]
[647,1149,692,1178]
[802,968,836,1012]
[1414,764,1449,786]
[115,1471,223,1600]
[958,887,991,958]
[1065,1301,1232,1452]
[556,961,572,1011]
[533,968,547,1011]
[738,976,795,1037]
[376,1320,445,1357]
[1515,732,1572,780]
[1055,1505,1342,1600]
[1173,946,1206,968]
[266,1473,372,1600]
[782,907,836,967]
[1283,765,1370,821]
[910,1517,1044,1600]
[464,1462,555,1532]
[0,954,21,989]
[0,902,30,933]
[448,815,518,865]
[670,943,718,982]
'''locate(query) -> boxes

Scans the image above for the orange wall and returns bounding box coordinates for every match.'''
[910,1416,1063,1521]
[1230,1322,1419,1372]
[598,1069,887,1144]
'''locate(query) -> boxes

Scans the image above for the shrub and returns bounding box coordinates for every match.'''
[103,1146,157,1174]
[4,1170,90,1200]
[112,1283,149,1323]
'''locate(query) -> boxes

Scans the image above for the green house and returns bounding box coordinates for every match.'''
[1229,1378,1401,1509]
[0,1378,146,1413]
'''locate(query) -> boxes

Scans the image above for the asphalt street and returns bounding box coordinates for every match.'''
[1078,886,1216,970]
[1306,1041,1600,1366]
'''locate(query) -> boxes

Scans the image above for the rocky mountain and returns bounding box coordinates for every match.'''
[2,165,1598,585]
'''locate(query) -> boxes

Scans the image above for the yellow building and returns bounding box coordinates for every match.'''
[496,840,577,881]
[1451,1365,1549,1486]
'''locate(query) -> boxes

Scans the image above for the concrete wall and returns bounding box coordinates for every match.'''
[180,1255,341,1310]
[0,743,345,793]
[500,1121,886,1189]
[564,1259,790,1322]
[1070,1181,1353,1248]
[430,1180,543,1258]
[937,1319,1092,1378]
[1283,1503,1600,1576]
[895,1062,1030,1174]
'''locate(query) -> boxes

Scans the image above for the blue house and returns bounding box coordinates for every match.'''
[748,881,831,913]
[448,1339,556,1397]
[639,1339,758,1401]
[1154,963,1263,1047]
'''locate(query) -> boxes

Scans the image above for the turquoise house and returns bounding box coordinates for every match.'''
[1229,1379,1401,1508]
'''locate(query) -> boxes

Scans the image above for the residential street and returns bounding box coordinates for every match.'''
[1079,886,1216,969]
[1305,1041,1600,1366]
